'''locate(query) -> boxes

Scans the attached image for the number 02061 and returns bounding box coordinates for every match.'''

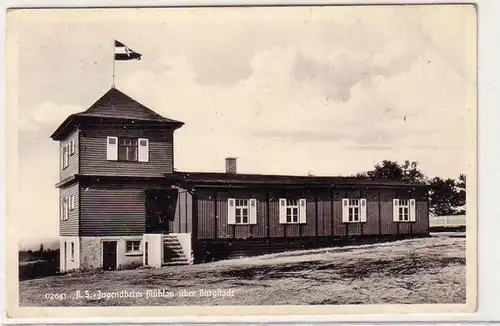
[44,293,67,300]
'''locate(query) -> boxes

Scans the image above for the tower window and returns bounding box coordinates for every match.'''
[118,138,138,161]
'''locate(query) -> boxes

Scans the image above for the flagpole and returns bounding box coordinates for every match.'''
[112,40,115,88]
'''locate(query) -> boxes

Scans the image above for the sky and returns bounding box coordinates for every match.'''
[9,6,476,241]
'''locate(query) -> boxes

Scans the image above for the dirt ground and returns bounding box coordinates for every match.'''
[19,234,466,306]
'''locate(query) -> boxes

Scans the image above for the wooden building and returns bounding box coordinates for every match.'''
[52,88,429,271]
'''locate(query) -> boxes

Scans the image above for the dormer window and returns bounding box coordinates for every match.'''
[107,136,149,162]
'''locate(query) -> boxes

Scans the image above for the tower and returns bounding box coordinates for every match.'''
[51,88,184,271]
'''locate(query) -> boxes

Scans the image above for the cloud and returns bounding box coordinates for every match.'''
[292,46,425,103]
[20,102,83,131]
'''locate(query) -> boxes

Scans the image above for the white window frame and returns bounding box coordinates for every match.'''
[71,194,76,210]
[61,145,69,169]
[126,240,141,253]
[228,198,257,225]
[69,139,75,156]
[393,199,416,222]
[285,199,299,224]
[65,197,70,220]
[61,197,69,221]
[348,199,360,222]
[70,242,75,261]
[60,199,64,221]
[342,198,367,223]
[234,199,250,225]
[398,199,410,221]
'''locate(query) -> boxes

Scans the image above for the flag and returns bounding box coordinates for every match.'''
[114,40,142,61]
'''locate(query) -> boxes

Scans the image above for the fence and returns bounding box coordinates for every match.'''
[429,215,466,228]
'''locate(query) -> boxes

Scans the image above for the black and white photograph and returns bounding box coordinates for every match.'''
[6,4,476,318]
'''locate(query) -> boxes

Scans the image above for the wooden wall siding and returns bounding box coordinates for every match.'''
[332,191,346,236]
[379,189,397,235]
[302,193,316,237]
[79,127,174,177]
[252,191,268,238]
[197,192,215,239]
[80,184,146,236]
[216,190,231,239]
[364,190,381,235]
[268,191,285,238]
[60,128,79,181]
[172,188,193,234]
[317,192,333,236]
[60,182,79,236]
[413,202,430,234]
[195,186,429,240]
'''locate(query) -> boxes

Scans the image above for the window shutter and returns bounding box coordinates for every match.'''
[138,138,149,162]
[65,145,69,167]
[71,195,75,210]
[409,199,416,222]
[107,136,118,161]
[249,199,257,224]
[65,197,70,220]
[227,198,236,225]
[360,198,367,222]
[342,198,349,223]
[60,200,64,221]
[60,148,64,169]
[393,199,399,222]
[299,198,307,224]
[279,198,287,224]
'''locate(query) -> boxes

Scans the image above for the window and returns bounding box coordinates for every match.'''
[398,199,410,221]
[228,198,257,225]
[71,242,74,260]
[286,199,299,223]
[118,138,138,161]
[342,198,367,223]
[61,197,69,220]
[60,200,64,221]
[61,145,69,169]
[348,199,360,222]
[279,198,306,224]
[126,240,141,252]
[69,139,75,155]
[69,195,75,211]
[107,136,149,162]
[235,199,249,224]
[393,199,416,222]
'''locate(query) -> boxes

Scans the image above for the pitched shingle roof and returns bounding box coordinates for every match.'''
[51,88,184,140]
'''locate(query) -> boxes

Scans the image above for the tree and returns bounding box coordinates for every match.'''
[363,160,426,183]
[361,160,466,216]
[39,243,44,253]
[428,177,466,216]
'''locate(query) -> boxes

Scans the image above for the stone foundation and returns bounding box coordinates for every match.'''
[79,236,144,270]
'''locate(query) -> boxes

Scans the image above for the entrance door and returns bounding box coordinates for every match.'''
[102,241,117,270]
[145,188,179,233]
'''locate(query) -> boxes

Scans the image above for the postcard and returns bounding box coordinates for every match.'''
[5,4,477,320]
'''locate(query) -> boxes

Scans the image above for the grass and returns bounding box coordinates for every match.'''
[19,234,466,306]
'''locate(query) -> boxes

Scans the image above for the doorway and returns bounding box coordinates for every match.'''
[145,188,179,233]
[102,241,117,270]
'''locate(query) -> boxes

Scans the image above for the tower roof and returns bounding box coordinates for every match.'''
[51,88,184,140]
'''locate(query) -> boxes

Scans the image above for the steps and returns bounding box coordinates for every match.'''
[163,235,190,266]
